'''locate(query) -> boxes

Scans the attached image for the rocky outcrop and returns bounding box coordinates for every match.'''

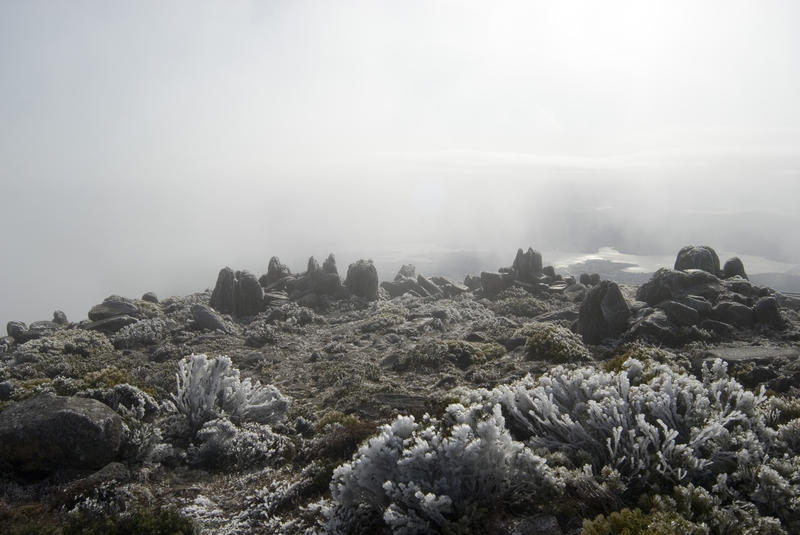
[723,257,748,280]
[191,304,232,333]
[211,268,264,317]
[754,296,784,329]
[575,281,631,344]
[636,269,723,306]
[260,256,292,288]
[512,248,543,282]
[345,260,379,300]
[141,292,159,303]
[674,245,721,276]
[0,396,122,474]
[710,301,755,329]
[396,264,416,281]
[88,295,140,321]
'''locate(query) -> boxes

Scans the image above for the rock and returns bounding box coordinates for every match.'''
[263,291,290,306]
[564,283,587,302]
[381,279,429,298]
[704,346,800,363]
[754,296,784,329]
[0,381,13,401]
[395,264,416,281]
[710,301,755,328]
[234,270,264,317]
[191,304,232,333]
[345,260,379,300]
[430,276,469,297]
[542,266,556,278]
[88,295,139,321]
[53,310,69,325]
[141,292,159,303]
[699,319,735,337]
[322,253,338,275]
[463,275,483,291]
[636,269,723,306]
[674,245,721,275]
[678,295,713,316]
[210,267,237,315]
[481,272,510,297]
[511,515,563,535]
[589,273,601,286]
[658,300,700,326]
[575,281,631,344]
[512,248,543,282]
[776,293,800,312]
[85,315,139,333]
[723,277,761,297]
[417,275,443,296]
[307,256,321,274]
[0,396,122,474]
[579,273,592,286]
[7,321,34,342]
[627,310,702,346]
[723,257,748,280]
[260,256,292,287]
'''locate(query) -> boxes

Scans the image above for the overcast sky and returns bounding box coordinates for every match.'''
[1,0,799,326]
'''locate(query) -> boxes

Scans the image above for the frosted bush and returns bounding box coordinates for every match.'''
[326,359,800,533]
[171,354,290,434]
[520,322,591,361]
[326,403,562,534]
[189,417,290,469]
[112,317,177,348]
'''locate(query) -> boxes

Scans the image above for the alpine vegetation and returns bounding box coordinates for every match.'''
[325,358,800,534]
[171,354,290,434]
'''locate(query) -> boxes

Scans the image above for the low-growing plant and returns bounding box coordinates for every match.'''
[523,322,591,361]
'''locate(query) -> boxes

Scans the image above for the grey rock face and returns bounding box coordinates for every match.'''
[463,275,482,291]
[345,260,379,300]
[636,269,723,306]
[307,256,321,274]
[674,245,721,275]
[141,292,159,303]
[723,257,748,280]
[480,272,510,296]
[85,316,138,333]
[234,271,264,317]
[52,310,69,325]
[210,267,237,315]
[576,280,631,344]
[0,381,13,401]
[564,283,587,302]
[88,295,139,322]
[381,279,429,298]
[430,276,469,297]
[7,321,32,342]
[191,304,232,333]
[395,264,416,281]
[322,253,338,275]
[417,275,443,296]
[710,301,755,328]
[512,247,543,282]
[0,396,122,473]
[678,295,713,316]
[260,256,292,287]
[658,300,700,326]
[754,296,784,329]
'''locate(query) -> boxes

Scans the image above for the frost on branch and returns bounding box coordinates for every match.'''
[171,353,289,435]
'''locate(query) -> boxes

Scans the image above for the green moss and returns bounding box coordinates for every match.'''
[62,508,197,535]
[84,366,131,389]
[582,508,705,535]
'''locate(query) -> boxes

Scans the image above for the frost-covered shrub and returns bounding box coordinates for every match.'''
[521,322,591,361]
[393,340,506,372]
[171,354,290,435]
[188,417,290,469]
[112,317,177,349]
[79,383,160,421]
[491,293,550,318]
[328,359,800,534]
[14,329,113,361]
[243,319,278,347]
[326,403,562,534]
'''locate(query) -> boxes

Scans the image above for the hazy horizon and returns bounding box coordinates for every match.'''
[2,1,799,327]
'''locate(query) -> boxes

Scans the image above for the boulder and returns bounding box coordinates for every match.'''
[674,245,720,275]
[345,260,379,300]
[234,270,264,317]
[542,266,556,278]
[636,269,723,306]
[430,276,469,297]
[678,295,713,316]
[700,319,735,337]
[88,295,139,321]
[7,321,35,342]
[52,310,69,325]
[381,279,429,298]
[512,248,543,282]
[710,301,755,328]
[564,283,587,302]
[260,256,292,287]
[658,300,700,326]
[85,315,138,333]
[579,273,592,286]
[626,310,702,347]
[0,396,122,474]
[191,304,232,333]
[307,256,321,274]
[575,281,631,344]
[395,264,416,281]
[463,275,483,291]
[0,381,13,401]
[754,296,784,329]
[480,272,509,297]
[723,257,748,280]
[322,253,338,275]
[141,292,159,303]
[210,267,237,314]
[417,275,443,296]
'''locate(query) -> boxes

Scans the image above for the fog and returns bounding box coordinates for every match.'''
[1,1,799,327]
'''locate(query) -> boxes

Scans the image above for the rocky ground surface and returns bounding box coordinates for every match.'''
[1,246,799,534]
